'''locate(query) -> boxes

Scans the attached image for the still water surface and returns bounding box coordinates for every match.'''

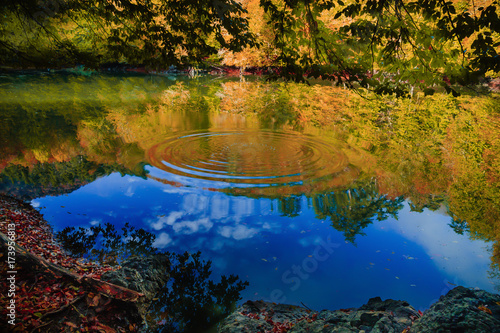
[0,71,498,313]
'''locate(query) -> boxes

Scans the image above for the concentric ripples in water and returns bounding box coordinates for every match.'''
[147,130,352,187]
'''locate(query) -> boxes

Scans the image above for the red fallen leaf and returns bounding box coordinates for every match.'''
[65,321,78,328]
[88,322,116,333]
[478,305,492,315]
[88,294,101,307]
[418,310,423,316]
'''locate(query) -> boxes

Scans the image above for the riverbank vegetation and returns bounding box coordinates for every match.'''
[1,1,499,95]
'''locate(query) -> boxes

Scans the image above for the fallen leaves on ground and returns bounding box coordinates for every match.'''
[0,196,139,332]
[240,308,319,333]
[0,196,115,277]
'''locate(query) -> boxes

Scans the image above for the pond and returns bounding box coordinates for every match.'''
[1,71,499,315]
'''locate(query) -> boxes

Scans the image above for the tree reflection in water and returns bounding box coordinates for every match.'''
[311,180,405,243]
[149,251,248,333]
[56,224,248,333]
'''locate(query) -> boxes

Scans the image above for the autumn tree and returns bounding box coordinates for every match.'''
[0,0,256,68]
[220,0,279,68]
[2,1,499,95]
[261,0,500,95]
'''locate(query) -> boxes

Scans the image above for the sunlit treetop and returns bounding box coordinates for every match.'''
[0,0,257,68]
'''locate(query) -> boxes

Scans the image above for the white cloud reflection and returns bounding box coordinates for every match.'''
[379,203,492,290]
[148,211,213,235]
[172,218,213,234]
[89,219,101,226]
[124,187,135,197]
[150,211,184,230]
[219,224,258,240]
[153,232,173,248]
[182,194,210,214]
[210,195,230,220]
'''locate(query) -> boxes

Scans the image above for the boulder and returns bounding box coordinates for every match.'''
[218,287,500,332]
[411,286,500,333]
[218,296,420,333]
[101,253,170,324]
[101,254,170,301]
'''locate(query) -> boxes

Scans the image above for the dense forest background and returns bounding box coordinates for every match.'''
[1,0,499,95]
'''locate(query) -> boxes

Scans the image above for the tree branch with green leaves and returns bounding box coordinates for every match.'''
[261,0,500,96]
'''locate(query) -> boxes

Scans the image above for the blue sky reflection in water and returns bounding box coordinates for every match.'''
[32,169,494,311]
[2,72,497,314]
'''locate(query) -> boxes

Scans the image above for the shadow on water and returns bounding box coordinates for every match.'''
[56,224,248,333]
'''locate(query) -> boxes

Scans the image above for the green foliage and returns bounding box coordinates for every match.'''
[56,222,157,265]
[261,0,500,95]
[0,156,148,200]
[408,194,445,212]
[311,179,405,243]
[0,0,256,68]
[150,251,249,333]
[56,223,249,333]
[1,1,498,96]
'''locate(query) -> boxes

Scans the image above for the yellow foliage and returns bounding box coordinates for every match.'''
[32,148,50,164]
